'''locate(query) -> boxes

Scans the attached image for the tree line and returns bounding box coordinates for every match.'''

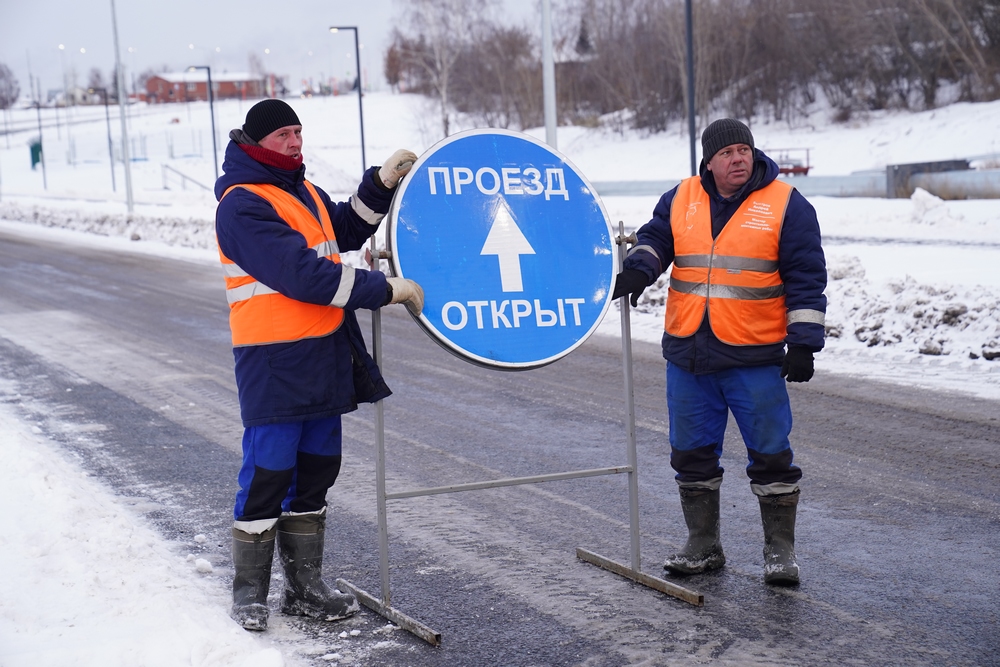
[385,0,1000,136]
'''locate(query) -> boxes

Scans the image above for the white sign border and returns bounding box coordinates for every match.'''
[386,128,616,371]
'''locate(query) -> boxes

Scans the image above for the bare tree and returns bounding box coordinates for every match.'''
[392,0,494,137]
[87,67,106,94]
[110,65,121,101]
[135,67,164,94]
[248,52,266,80]
[384,43,403,93]
[0,63,20,110]
[451,24,543,129]
[385,0,1000,137]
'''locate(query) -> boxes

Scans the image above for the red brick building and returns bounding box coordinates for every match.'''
[145,72,265,103]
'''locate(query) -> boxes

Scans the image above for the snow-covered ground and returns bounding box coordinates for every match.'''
[1,92,998,665]
[0,389,284,667]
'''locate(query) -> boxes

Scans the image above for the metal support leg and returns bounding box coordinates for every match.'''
[619,224,641,572]
[368,241,392,606]
[337,243,443,645]
[576,222,704,607]
[373,310,390,605]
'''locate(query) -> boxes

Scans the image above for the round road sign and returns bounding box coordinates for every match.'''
[387,129,615,370]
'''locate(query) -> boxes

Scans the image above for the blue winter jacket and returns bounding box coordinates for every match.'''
[623,150,827,374]
[215,140,394,426]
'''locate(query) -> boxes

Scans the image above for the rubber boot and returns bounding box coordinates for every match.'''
[759,490,800,585]
[663,486,726,575]
[277,511,360,621]
[231,524,276,631]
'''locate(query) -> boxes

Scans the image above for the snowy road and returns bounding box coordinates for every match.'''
[1,227,998,666]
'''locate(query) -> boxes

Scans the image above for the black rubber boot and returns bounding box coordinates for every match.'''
[231,525,276,631]
[663,486,726,575]
[759,490,800,585]
[277,512,360,621]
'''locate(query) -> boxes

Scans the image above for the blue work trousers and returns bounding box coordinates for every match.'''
[666,362,801,487]
[233,416,343,521]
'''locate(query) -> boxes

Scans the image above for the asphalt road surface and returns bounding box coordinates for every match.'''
[0,227,997,667]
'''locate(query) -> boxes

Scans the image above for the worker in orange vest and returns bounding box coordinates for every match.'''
[612,118,826,586]
[215,99,423,630]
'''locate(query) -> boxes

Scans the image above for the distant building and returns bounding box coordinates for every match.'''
[145,72,265,103]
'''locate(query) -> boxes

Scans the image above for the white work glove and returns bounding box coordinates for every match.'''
[378,149,418,188]
[385,277,424,316]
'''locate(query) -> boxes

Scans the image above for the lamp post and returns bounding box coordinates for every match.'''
[541,0,557,148]
[89,87,116,192]
[34,102,47,190]
[109,0,134,213]
[685,0,697,176]
[329,26,366,174]
[58,43,74,155]
[188,65,218,180]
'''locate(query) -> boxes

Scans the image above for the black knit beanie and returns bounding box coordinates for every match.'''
[242,99,301,143]
[701,118,754,162]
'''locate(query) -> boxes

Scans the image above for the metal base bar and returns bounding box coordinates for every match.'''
[337,578,442,646]
[386,465,632,500]
[575,548,704,606]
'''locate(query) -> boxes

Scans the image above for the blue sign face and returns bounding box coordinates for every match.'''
[387,129,615,370]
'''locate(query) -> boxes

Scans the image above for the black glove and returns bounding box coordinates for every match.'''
[612,269,650,307]
[781,345,814,383]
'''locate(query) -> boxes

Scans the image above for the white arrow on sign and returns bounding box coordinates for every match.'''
[480,200,535,292]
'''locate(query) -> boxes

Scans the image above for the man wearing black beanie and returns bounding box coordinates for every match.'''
[612,118,827,587]
[214,98,423,631]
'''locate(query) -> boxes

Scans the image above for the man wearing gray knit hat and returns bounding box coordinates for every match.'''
[612,118,827,587]
[699,118,756,197]
[214,98,423,631]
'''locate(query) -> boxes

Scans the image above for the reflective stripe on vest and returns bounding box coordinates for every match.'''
[665,177,793,346]
[218,181,346,347]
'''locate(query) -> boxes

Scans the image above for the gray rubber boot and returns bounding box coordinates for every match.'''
[759,490,800,585]
[231,525,276,631]
[277,511,360,621]
[663,486,726,575]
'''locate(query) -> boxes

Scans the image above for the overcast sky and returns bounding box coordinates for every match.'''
[1,0,541,98]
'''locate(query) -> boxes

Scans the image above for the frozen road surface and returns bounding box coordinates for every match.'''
[0,227,997,667]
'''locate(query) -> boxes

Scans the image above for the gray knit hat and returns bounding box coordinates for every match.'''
[701,118,754,161]
[242,99,301,143]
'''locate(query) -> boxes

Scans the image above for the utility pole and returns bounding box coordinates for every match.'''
[541,0,557,149]
[685,0,697,176]
[110,0,134,213]
[35,101,47,190]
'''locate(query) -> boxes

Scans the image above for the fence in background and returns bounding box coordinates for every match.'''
[592,163,1000,200]
[161,164,211,191]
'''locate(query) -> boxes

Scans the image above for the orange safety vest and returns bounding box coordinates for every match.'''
[664,177,792,346]
[218,181,345,347]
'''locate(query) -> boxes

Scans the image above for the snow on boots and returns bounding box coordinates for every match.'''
[231,524,276,631]
[663,485,726,575]
[276,510,360,621]
[759,490,800,585]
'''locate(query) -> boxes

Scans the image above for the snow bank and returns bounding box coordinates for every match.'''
[0,200,216,250]
[826,255,1000,359]
[0,386,283,667]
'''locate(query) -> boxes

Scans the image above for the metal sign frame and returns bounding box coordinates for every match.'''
[336,221,703,647]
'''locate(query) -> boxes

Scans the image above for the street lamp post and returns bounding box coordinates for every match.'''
[89,87,116,192]
[188,65,218,180]
[329,26,366,174]
[541,0,557,148]
[685,0,697,176]
[34,102,47,190]
[109,0,134,213]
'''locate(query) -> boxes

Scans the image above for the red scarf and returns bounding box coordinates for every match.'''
[239,143,304,171]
